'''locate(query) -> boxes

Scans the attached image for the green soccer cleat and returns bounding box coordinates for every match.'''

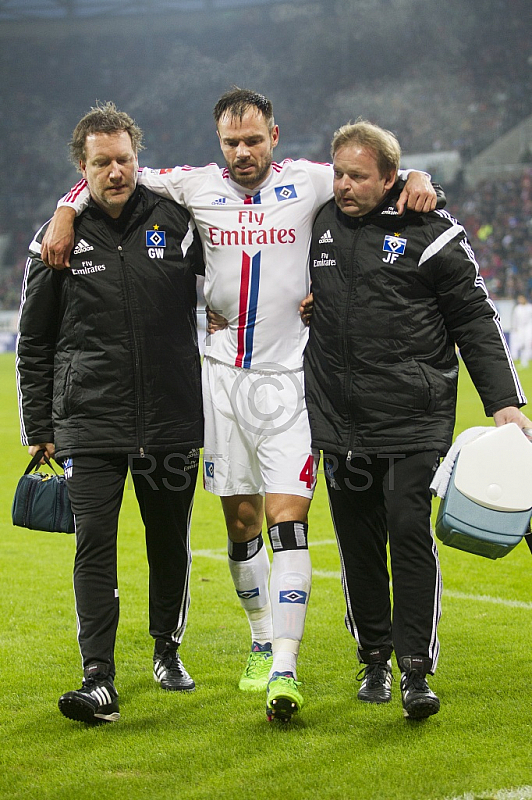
[238,642,273,691]
[266,671,303,722]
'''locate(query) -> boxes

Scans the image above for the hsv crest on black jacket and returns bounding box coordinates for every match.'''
[17,186,204,457]
[304,182,525,456]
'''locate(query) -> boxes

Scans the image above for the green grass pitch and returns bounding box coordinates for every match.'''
[1,352,531,800]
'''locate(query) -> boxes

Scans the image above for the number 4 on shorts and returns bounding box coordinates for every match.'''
[299,454,316,490]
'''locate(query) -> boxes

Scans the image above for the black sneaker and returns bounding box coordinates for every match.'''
[357,661,393,703]
[58,674,120,724]
[400,670,440,719]
[153,640,195,692]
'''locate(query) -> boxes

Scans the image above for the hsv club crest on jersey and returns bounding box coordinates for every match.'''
[146,229,166,247]
[274,184,297,201]
[382,234,407,264]
[383,234,407,254]
[146,228,167,259]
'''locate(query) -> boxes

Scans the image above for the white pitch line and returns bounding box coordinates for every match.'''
[192,545,532,610]
[443,589,532,610]
[192,539,338,561]
[193,549,226,561]
[313,569,343,579]
[444,787,532,800]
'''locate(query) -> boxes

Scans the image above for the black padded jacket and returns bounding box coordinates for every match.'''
[17,186,204,458]
[304,185,526,456]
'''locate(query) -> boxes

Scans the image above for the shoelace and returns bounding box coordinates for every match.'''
[244,652,270,675]
[83,676,110,689]
[158,650,182,671]
[403,670,428,692]
[270,674,301,690]
[356,663,391,688]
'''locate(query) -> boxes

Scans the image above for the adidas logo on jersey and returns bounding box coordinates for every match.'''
[212,197,227,205]
[73,239,94,254]
[318,229,333,244]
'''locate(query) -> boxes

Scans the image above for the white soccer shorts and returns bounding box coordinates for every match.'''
[202,357,317,498]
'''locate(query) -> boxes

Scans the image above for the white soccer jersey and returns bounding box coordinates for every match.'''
[60,161,415,370]
[141,160,333,370]
[61,159,333,371]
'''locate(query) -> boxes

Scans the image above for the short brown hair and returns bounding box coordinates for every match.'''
[69,101,144,168]
[331,120,401,177]
[213,87,275,131]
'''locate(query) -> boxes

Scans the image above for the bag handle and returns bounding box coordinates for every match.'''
[24,449,59,476]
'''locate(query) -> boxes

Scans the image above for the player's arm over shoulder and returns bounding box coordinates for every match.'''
[396,173,444,215]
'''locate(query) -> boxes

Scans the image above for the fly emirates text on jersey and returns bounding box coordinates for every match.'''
[208,210,296,246]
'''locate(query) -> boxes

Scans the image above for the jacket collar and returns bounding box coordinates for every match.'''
[86,185,159,232]
[334,179,412,229]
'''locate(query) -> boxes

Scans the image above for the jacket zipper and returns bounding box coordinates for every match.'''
[117,244,145,456]
[343,224,361,461]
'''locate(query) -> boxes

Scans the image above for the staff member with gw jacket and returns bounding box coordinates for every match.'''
[302,120,530,720]
[16,102,204,725]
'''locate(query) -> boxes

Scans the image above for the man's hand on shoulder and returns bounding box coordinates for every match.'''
[396,171,437,215]
[41,207,76,269]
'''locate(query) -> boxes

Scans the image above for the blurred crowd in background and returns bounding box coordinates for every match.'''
[1,0,531,311]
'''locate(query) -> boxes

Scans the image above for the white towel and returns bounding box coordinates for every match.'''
[430,427,493,498]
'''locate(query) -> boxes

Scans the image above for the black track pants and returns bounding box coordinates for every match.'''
[65,452,198,677]
[324,451,442,672]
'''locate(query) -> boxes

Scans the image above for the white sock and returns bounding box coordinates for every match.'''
[269,548,312,678]
[246,602,273,646]
[272,638,299,677]
[228,539,273,647]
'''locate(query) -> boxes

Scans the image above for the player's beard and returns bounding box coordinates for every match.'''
[227,152,273,189]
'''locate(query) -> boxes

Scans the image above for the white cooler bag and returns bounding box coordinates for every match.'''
[435,424,532,559]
